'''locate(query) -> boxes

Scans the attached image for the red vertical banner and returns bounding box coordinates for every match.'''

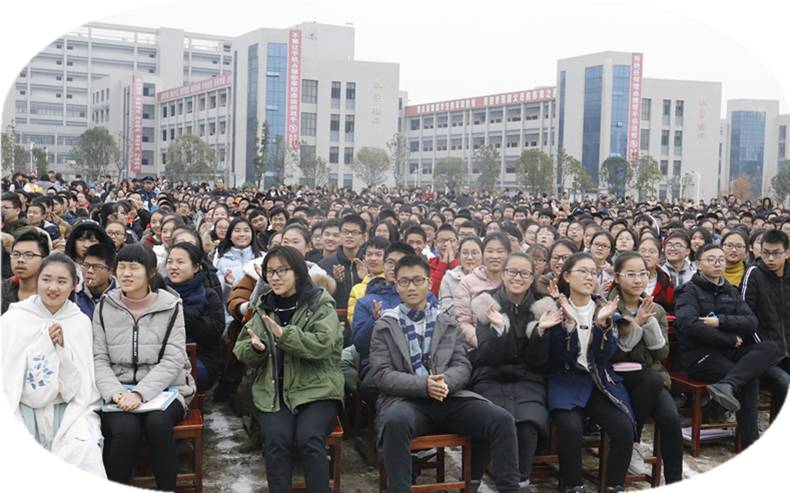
[130,74,143,175]
[627,53,643,163]
[286,29,302,151]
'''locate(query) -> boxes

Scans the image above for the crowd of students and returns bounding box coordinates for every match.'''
[1,172,790,493]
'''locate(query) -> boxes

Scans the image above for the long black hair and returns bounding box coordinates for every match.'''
[38,252,79,302]
[216,217,262,258]
[557,252,596,297]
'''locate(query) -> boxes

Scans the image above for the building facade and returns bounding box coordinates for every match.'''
[723,99,780,197]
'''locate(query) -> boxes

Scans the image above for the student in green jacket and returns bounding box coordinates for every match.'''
[234,245,344,493]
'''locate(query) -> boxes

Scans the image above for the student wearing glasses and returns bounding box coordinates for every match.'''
[661,230,697,288]
[75,243,117,320]
[609,252,682,485]
[720,230,750,289]
[675,243,783,450]
[547,252,634,493]
[370,254,522,493]
[589,231,615,296]
[637,237,675,314]
[469,253,562,490]
[2,228,50,315]
[318,214,367,310]
[233,245,343,493]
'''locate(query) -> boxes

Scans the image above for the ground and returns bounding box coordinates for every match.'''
[198,393,775,493]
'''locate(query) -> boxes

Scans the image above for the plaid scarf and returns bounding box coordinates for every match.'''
[398,303,437,376]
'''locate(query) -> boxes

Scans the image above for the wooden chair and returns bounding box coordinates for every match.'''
[583,423,663,492]
[378,434,472,493]
[292,418,344,493]
[132,342,205,493]
[664,317,741,457]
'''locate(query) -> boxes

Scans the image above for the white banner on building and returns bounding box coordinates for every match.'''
[627,53,644,163]
[286,29,302,151]
[131,74,143,175]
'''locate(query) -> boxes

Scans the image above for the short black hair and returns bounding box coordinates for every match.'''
[436,223,457,237]
[385,241,415,260]
[262,245,311,292]
[403,225,427,242]
[695,243,724,261]
[13,228,50,257]
[365,236,390,252]
[341,214,367,234]
[501,223,523,243]
[394,254,430,278]
[84,243,116,268]
[1,192,22,209]
[761,229,789,250]
[269,206,289,219]
[116,243,164,292]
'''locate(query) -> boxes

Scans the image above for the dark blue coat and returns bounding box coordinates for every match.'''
[546,298,635,428]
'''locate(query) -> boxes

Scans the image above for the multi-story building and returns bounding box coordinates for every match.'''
[229,22,400,188]
[722,100,780,197]
[402,87,557,188]
[779,115,790,164]
[2,22,232,174]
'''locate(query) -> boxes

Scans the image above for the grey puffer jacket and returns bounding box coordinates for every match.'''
[92,287,196,414]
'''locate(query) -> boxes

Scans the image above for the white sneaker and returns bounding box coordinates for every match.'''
[628,443,651,476]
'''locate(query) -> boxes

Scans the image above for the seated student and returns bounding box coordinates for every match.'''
[318,214,367,310]
[403,225,435,260]
[165,242,225,392]
[675,243,783,450]
[608,252,683,485]
[439,236,483,314]
[2,228,50,314]
[25,201,61,241]
[233,246,343,493]
[0,253,105,477]
[347,236,389,326]
[93,244,196,490]
[742,229,790,414]
[661,230,697,288]
[469,253,561,489]
[75,243,117,320]
[548,253,635,493]
[428,224,459,296]
[65,218,114,267]
[369,254,522,493]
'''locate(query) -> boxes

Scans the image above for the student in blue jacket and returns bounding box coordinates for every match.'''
[548,252,635,493]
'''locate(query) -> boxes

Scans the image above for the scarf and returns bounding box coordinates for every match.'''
[167,274,208,313]
[398,303,437,376]
[724,261,746,288]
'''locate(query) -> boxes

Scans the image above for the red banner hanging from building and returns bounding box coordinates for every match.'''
[130,74,143,175]
[286,29,302,151]
[627,53,644,163]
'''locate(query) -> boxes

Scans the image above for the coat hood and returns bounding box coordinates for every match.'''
[7,295,85,322]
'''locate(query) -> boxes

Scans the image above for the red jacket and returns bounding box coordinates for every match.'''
[428,257,459,296]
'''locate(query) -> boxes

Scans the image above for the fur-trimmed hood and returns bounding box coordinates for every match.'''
[471,289,558,338]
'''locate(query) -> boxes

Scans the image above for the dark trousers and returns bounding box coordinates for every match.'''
[761,357,790,414]
[686,342,783,447]
[471,421,540,482]
[552,387,634,489]
[619,368,683,484]
[101,399,184,491]
[257,399,339,493]
[379,397,521,493]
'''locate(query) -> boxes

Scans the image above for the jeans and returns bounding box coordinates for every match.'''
[552,387,634,489]
[101,399,184,491]
[257,399,339,493]
[686,342,783,448]
[379,397,521,493]
[619,368,683,484]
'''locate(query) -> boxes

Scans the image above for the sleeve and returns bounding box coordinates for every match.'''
[276,300,342,361]
[439,276,454,313]
[92,306,126,402]
[592,323,619,366]
[55,345,81,402]
[675,287,738,348]
[232,316,269,368]
[473,322,508,367]
[521,328,552,370]
[742,267,760,312]
[717,292,758,337]
[642,317,667,351]
[430,258,457,296]
[452,278,477,349]
[442,326,473,394]
[133,305,187,402]
[616,321,644,352]
[184,291,225,348]
[351,297,374,359]
[227,274,257,320]
[369,319,429,398]
[646,308,670,361]
[347,282,362,327]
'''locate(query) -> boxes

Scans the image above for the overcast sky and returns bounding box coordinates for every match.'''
[92,0,790,116]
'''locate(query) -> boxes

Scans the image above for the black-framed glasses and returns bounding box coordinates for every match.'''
[504,269,533,280]
[10,251,43,260]
[396,276,429,288]
[265,267,293,278]
[83,262,111,271]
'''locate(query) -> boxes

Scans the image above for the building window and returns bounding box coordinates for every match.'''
[199,97,206,111]
[473,137,484,150]
[302,79,318,104]
[330,114,340,141]
[422,116,434,130]
[219,121,226,134]
[729,111,767,195]
[410,118,420,131]
[170,128,175,140]
[673,130,683,155]
[641,98,651,120]
[331,81,341,109]
[507,107,521,122]
[162,129,167,141]
[473,111,486,125]
[672,160,681,176]
[660,159,668,175]
[209,95,216,109]
[436,138,447,151]
[178,102,183,115]
[661,130,670,155]
[450,138,463,150]
[640,128,650,151]
[489,109,503,124]
[343,146,353,164]
[662,99,671,126]
[451,113,464,127]
[199,124,205,136]
[170,104,175,116]
[209,123,216,136]
[437,115,448,128]
[582,65,603,183]
[187,100,193,113]
[143,83,155,97]
[329,146,339,164]
[301,112,317,136]
[422,139,433,152]
[409,160,419,174]
[506,135,520,148]
[346,82,355,110]
[610,64,630,159]
[219,92,227,106]
[422,160,433,175]
[162,153,167,165]
[143,105,154,120]
[410,140,420,152]
[675,100,684,126]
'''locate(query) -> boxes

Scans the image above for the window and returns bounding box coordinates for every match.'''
[505,159,517,174]
[219,92,227,106]
[422,140,433,152]
[673,160,681,176]
[330,114,340,141]
[409,160,419,174]
[187,100,193,113]
[437,115,448,128]
[56,60,62,65]
[178,102,183,115]
[56,75,62,81]
[473,137,484,150]
[199,97,206,111]
[489,110,503,124]
[143,83,156,96]
[209,123,216,136]
[507,107,521,122]
[491,135,502,149]
[436,139,447,151]
[343,147,353,165]
[661,130,669,155]
[162,129,167,141]
[170,128,175,140]
[209,95,216,109]
[345,115,355,142]
[640,128,650,151]
[199,124,205,136]
[302,79,318,104]
[301,112,317,136]
[506,135,520,148]
[142,151,153,166]
[422,160,432,175]
[410,140,420,152]
[422,116,434,130]
[674,130,683,155]
[331,81,341,99]
[662,99,671,126]
[641,98,651,120]
[473,111,485,125]
[346,82,356,110]
[161,104,167,118]
[660,159,668,175]
[450,138,463,150]
[143,104,154,120]
[410,118,420,131]
[162,153,167,165]
[329,146,339,164]
[451,113,464,127]
[170,104,175,116]
[66,61,73,67]
[675,100,684,126]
